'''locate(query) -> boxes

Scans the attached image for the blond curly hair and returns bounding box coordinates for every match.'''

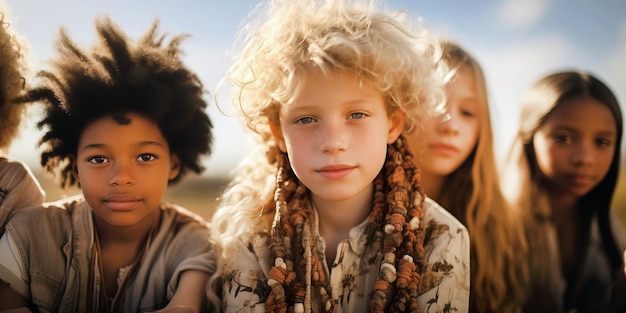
[214,0,445,251]
[212,0,447,311]
[0,6,29,151]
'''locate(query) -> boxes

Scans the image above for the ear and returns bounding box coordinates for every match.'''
[387,109,406,144]
[269,121,287,153]
[168,154,181,180]
[70,155,80,183]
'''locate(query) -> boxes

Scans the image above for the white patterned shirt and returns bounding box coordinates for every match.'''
[221,197,470,313]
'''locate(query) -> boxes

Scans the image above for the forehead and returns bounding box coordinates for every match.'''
[287,68,381,105]
[79,113,167,146]
[543,96,616,133]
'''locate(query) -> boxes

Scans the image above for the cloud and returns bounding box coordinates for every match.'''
[496,0,549,30]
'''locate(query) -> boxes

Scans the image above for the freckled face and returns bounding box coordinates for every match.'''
[532,96,617,198]
[271,68,404,204]
[74,113,180,228]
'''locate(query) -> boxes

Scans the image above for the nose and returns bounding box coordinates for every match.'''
[436,111,459,135]
[108,161,135,186]
[571,142,594,167]
[320,120,348,154]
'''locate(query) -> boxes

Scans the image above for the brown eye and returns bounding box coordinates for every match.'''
[137,154,157,162]
[88,156,108,164]
[595,138,612,148]
[552,135,572,144]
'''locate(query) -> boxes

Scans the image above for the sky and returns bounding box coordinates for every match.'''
[3,0,626,179]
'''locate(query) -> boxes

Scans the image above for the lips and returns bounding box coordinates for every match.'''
[316,164,356,180]
[569,174,596,187]
[104,194,142,211]
[428,142,459,156]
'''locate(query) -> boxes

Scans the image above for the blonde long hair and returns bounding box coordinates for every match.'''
[432,41,530,313]
[212,0,447,311]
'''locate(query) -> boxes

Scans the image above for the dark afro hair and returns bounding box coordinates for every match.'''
[16,16,213,188]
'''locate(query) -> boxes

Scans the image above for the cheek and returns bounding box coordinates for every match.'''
[468,122,480,146]
[597,150,615,179]
[459,121,480,154]
[532,136,558,177]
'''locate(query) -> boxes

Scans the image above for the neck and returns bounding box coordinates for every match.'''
[419,170,445,201]
[547,190,580,219]
[313,183,373,238]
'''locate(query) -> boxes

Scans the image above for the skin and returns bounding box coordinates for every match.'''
[270,67,404,263]
[75,113,179,301]
[0,113,208,312]
[407,66,480,199]
[533,96,617,205]
[532,96,617,277]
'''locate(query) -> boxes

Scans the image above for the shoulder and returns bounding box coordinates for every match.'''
[0,158,35,185]
[0,158,45,201]
[8,195,85,229]
[422,196,467,233]
[156,202,212,250]
[5,196,87,253]
[159,202,210,230]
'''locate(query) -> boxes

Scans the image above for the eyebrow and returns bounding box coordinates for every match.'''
[80,141,166,151]
[552,125,617,137]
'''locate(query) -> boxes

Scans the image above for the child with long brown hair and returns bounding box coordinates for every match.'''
[211,0,470,312]
[405,41,530,312]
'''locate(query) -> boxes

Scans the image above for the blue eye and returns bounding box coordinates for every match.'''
[137,154,157,162]
[349,112,366,119]
[87,156,108,164]
[295,117,316,125]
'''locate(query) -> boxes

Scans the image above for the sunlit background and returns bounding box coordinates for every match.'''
[3,0,625,222]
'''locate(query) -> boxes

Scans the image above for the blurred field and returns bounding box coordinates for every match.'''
[36,161,626,228]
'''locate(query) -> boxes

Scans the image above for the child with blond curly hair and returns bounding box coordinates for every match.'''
[212,0,470,312]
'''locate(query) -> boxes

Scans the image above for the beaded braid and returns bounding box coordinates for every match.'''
[369,135,425,313]
[267,152,334,313]
[266,135,425,313]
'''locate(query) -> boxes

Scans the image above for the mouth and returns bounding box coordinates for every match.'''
[104,194,142,211]
[569,174,596,187]
[316,164,356,180]
[428,143,459,155]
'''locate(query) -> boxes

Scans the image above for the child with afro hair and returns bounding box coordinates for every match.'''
[0,16,217,312]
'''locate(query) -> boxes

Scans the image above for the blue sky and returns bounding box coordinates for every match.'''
[4,0,626,178]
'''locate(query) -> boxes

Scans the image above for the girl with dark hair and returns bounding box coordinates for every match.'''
[502,70,626,313]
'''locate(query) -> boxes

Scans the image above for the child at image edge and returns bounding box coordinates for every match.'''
[0,17,218,312]
[502,70,626,313]
[211,0,470,312]
[0,4,45,237]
